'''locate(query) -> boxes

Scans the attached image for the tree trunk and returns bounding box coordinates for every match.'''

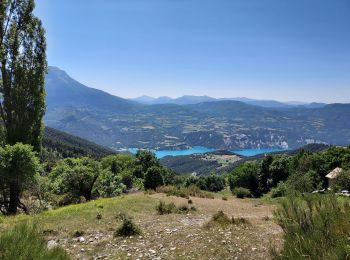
[8,182,19,215]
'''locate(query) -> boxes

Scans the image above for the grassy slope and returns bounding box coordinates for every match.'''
[0,193,282,260]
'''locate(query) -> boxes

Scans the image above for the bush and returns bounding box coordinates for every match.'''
[204,174,226,192]
[93,169,126,198]
[0,143,42,214]
[270,182,288,198]
[184,174,225,192]
[333,170,350,191]
[115,213,141,237]
[144,166,165,190]
[49,157,100,201]
[0,222,69,260]
[229,162,260,197]
[156,201,176,215]
[273,194,350,259]
[233,187,251,199]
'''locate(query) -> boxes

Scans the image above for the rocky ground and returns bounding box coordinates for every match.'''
[42,193,283,260]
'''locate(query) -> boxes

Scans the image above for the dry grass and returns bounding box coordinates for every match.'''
[0,192,282,259]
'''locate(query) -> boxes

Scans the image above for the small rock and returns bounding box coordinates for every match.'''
[149,249,156,254]
[252,247,257,252]
[81,248,85,252]
[78,237,85,243]
[47,240,58,250]
[127,253,132,257]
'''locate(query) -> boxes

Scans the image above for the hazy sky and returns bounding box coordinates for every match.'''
[35,0,350,103]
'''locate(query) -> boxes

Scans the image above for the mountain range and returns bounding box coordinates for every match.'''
[131,95,326,109]
[45,67,350,151]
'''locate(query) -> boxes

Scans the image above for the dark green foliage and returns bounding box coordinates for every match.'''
[0,222,69,260]
[268,156,290,187]
[333,170,350,191]
[229,162,260,197]
[185,174,225,192]
[233,187,251,199]
[273,194,350,259]
[0,0,47,153]
[0,143,41,214]
[115,213,141,237]
[49,157,100,201]
[136,150,160,174]
[144,166,165,190]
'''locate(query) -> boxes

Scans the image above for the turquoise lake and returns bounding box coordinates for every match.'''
[230,148,289,157]
[128,147,289,158]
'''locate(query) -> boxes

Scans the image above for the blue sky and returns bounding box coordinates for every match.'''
[35,0,350,102]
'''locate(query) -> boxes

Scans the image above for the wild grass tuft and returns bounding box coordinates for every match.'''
[0,222,69,260]
[205,210,250,228]
[156,201,176,215]
[114,213,141,237]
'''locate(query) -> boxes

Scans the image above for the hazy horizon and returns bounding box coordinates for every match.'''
[36,0,350,103]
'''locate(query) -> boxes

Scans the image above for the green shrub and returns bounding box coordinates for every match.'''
[233,187,251,199]
[156,201,176,215]
[49,157,100,201]
[229,162,260,197]
[144,166,165,190]
[270,182,288,198]
[0,222,69,260]
[273,194,350,259]
[185,175,225,192]
[93,169,125,198]
[115,213,141,237]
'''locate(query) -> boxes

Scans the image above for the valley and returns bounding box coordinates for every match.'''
[45,67,350,152]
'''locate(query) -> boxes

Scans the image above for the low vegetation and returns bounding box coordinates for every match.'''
[273,194,350,259]
[0,222,69,260]
[205,210,250,228]
[156,185,215,199]
[115,213,141,237]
